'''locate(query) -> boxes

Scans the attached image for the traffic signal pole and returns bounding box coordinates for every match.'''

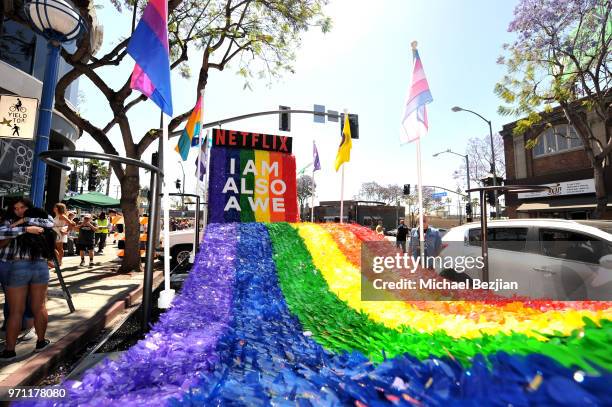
[170,109,349,137]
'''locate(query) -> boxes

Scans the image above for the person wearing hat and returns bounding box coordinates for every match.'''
[76,214,98,268]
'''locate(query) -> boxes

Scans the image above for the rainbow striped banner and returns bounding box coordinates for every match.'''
[208,146,298,223]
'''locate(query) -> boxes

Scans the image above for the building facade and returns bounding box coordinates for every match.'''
[502,104,612,219]
[0,4,81,209]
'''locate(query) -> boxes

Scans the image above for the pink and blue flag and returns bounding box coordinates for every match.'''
[401,42,433,144]
[127,0,173,116]
[313,141,321,171]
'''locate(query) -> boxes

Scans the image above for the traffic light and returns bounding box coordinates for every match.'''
[340,113,359,139]
[465,202,472,216]
[69,171,78,192]
[175,179,181,190]
[87,164,98,191]
[403,184,411,195]
[279,105,291,131]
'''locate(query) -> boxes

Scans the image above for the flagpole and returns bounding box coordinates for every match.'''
[158,111,175,309]
[191,90,205,263]
[416,139,425,268]
[339,108,348,224]
[310,165,315,222]
[201,129,210,235]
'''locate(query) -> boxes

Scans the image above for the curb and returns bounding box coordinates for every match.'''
[0,269,164,395]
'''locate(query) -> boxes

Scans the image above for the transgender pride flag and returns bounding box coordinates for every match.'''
[401,42,433,144]
[127,0,173,116]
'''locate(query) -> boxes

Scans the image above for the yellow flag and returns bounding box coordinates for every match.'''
[334,113,352,171]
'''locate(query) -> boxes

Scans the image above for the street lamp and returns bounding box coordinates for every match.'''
[433,149,472,222]
[25,0,87,207]
[451,106,501,217]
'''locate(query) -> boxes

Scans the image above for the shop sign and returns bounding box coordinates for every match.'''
[517,179,595,199]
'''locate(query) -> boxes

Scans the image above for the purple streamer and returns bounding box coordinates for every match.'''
[20,223,238,406]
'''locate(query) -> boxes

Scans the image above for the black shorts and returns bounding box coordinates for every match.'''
[77,243,94,251]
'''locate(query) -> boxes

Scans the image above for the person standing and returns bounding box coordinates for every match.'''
[409,215,442,268]
[0,208,45,346]
[95,212,109,254]
[395,219,409,253]
[52,203,75,266]
[65,211,77,256]
[77,214,97,268]
[1,198,54,361]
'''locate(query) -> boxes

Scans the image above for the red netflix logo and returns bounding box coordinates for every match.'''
[213,129,292,154]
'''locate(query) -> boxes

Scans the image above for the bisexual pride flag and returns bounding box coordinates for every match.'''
[127,0,173,116]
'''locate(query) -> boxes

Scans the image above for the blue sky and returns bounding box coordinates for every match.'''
[77,0,519,210]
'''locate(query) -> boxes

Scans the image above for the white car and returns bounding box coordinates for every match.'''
[158,229,197,266]
[437,219,612,300]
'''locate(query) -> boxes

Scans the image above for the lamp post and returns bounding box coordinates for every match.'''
[451,106,501,217]
[433,149,472,222]
[25,0,86,207]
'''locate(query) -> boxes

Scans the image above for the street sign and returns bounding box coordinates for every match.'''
[313,104,325,123]
[327,109,339,122]
[432,191,447,199]
[0,95,38,140]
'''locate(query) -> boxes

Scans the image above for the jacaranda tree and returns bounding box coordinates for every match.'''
[496,0,611,217]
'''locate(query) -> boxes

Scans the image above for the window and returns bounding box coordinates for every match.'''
[539,229,609,264]
[533,124,583,158]
[0,19,36,74]
[468,227,528,251]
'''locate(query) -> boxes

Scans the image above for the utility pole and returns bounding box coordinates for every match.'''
[105,162,112,196]
[80,158,85,194]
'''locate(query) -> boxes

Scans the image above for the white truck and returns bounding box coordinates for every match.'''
[158,229,198,266]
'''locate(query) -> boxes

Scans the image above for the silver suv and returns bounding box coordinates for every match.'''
[438,219,612,300]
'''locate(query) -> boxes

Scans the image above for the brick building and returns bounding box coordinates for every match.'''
[501,104,612,219]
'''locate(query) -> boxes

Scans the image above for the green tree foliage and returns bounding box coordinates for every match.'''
[496,0,611,217]
[9,0,330,271]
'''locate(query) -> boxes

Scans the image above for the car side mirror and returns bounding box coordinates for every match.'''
[599,254,612,269]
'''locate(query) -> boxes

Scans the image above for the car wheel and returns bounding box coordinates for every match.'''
[171,244,193,267]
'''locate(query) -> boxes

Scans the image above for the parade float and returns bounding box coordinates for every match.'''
[24,132,612,406]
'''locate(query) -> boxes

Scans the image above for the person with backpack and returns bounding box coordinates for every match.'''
[76,214,98,268]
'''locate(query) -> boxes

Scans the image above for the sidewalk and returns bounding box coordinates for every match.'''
[0,244,164,390]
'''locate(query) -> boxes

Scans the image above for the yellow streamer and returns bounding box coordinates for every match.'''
[294,223,612,339]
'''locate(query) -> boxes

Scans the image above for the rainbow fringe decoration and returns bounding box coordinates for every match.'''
[25,223,612,406]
